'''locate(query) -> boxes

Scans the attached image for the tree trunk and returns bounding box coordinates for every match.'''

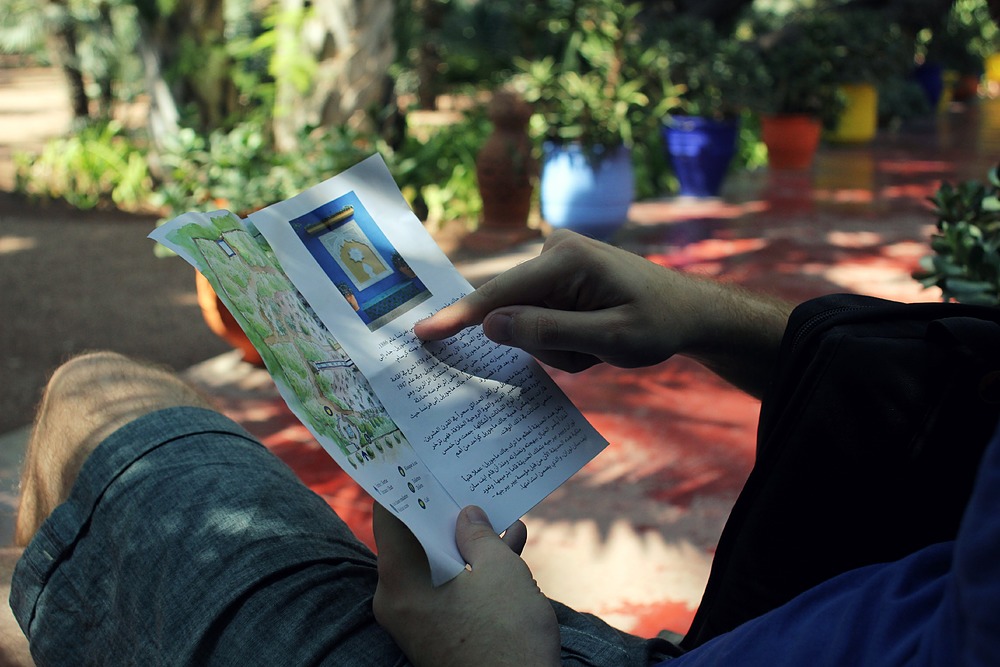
[95,0,115,120]
[272,0,396,152]
[137,31,180,164]
[137,0,238,137]
[413,0,446,109]
[47,17,89,119]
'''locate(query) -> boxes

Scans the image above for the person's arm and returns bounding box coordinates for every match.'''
[415,230,792,399]
[372,504,560,667]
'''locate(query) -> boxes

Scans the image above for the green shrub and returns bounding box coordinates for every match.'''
[150,121,379,218]
[17,109,488,231]
[391,110,490,228]
[923,0,998,75]
[14,120,153,210]
[514,0,649,153]
[878,76,931,129]
[640,15,766,121]
[915,164,1000,305]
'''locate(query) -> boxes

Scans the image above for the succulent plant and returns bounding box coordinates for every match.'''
[915,164,1000,305]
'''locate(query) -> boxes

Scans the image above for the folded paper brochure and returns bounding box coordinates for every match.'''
[149,154,607,585]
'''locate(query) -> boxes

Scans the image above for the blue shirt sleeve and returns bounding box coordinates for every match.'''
[665,420,1000,667]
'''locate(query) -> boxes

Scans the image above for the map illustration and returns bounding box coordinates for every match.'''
[162,211,409,469]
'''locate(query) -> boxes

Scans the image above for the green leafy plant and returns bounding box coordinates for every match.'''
[392,110,490,229]
[914,164,1000,305]
[751,8,912,129]
[14,120,153,210]
[750,10,846,128]
[878,75,932,129]
[642,15,765,121]
[0,0,144,118]
[227,4,318,124]
[923,0,997,75]
[17,109,488,235]
[148,121,364,220]
[514,0,648,153]
[819,9,912,86]
[734,109,768,171]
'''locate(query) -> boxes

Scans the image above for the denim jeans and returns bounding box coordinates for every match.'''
[10,407,678,666]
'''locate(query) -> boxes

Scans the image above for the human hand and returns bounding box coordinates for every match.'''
[372,504,560,667]
[415,229,710,372]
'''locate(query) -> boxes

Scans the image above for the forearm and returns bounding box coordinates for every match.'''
[678,276,793,399]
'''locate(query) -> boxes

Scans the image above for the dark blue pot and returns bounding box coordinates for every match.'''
[540,142,634,239]
[913,61,944,110]
[662,116,739,198]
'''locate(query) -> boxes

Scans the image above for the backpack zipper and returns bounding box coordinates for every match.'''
[789,305,872,353]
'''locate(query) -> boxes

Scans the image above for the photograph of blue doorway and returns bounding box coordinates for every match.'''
[289,191,432,331]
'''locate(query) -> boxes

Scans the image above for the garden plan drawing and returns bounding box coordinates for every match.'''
[161,211,404,470]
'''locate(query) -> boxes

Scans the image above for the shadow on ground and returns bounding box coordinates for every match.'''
[0,193,231,434]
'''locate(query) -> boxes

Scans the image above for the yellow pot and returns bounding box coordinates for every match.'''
[827,83,878,144]
[986,53,1000,83]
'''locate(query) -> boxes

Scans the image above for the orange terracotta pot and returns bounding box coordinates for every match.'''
[952,74,980,102]
[761,114,822,170]
[195,271,264,366]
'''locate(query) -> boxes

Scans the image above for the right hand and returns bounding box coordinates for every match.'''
[414,230,711,373]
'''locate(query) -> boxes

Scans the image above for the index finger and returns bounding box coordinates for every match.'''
[413,251,565,341]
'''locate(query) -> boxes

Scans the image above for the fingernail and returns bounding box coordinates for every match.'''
[463,505,491,526]
[412,316,433,338]
[484,313,513,343]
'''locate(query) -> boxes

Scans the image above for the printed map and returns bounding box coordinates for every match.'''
[163,211,410,469]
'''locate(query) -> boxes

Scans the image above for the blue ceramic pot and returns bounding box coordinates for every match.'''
[914,61,944,110]
[661,116,739,198]
[540,142,634,239]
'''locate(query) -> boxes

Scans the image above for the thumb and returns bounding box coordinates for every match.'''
[372,503,430,589]
[455,506,512,569]
[482,307,614,373]
[483,306,616,354]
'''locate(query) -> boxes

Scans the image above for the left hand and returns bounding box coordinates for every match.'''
[372,504,561,667]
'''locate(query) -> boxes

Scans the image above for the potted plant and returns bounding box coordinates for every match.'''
[914,163,1000,305]
[643,16,765,197]
[750,9,844,169]
[817,9,912,143]
[923,1,995,105]
[516,0,648,239]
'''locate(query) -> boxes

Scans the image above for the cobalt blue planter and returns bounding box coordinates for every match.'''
[914,61,944,110]
[661,116,739,198]
[540,142,634,239]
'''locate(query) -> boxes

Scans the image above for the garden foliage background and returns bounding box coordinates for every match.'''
[1,0,997,228]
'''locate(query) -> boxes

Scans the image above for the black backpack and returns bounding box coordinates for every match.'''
[682,293,1000,649]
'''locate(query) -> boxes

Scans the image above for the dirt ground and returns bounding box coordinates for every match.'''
[0,67,232,434]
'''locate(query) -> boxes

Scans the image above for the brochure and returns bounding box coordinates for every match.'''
[150,154,607,584]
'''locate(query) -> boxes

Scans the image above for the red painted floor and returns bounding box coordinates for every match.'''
[186,97,999,638]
